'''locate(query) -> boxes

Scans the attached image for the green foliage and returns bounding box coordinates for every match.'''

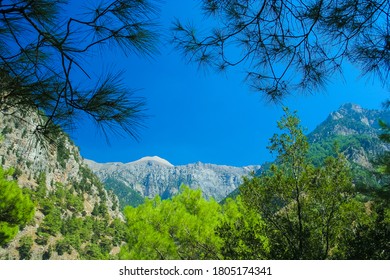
[74,166,104,195]
[109,218,128,247]
[92,202,109,218]
[65,193,84,213]
[12,167,23,180]
[336,201,390,259]
[119,185,270,260]
[39,208,62,236]
[240,108,360,259]
[1,126,12,135]
[104,177,144,208]
[18,236,33,260]
[35,232,50,246]
[55,238,73,256]
[30,168,123,259]
[344,117,390,259]
[173,1,390,100]
[218,196,269,260]
[376,119,390,201]
[0,166,35,246]
[120,186,224,260]
[82,243,109,260]
[0,0,159,138]
[34,172,48,202]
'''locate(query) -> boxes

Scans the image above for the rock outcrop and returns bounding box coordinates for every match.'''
[85,156,261,204]
[0,111,121,260]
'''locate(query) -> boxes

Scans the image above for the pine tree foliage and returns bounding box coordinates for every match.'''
[240,108,360,259]
[0,0,160,138]
[0,166,35,246]
[376,101,390,201]
[217,196,269,259]
[344,114,390,259]
[119,185,270,260]
[120,186,224,260]
[173,0,390,101]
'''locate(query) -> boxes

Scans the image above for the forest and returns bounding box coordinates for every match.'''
[1,107,389,260]
[1,0,390,260]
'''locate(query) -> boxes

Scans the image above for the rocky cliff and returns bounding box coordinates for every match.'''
[85,156,261,206]
[0,111,122,260]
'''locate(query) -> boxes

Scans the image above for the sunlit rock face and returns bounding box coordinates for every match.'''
[85,156,261,202]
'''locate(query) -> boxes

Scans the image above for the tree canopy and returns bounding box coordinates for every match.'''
[0,166,35,246]
[119,186,224,260]
[173,0,390,101]
[119,185,269,260]
[0,0,160,138]
[240,108,364,259]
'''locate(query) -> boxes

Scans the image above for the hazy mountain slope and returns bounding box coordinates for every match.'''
[85,157,261,206]
[0,111,122,260]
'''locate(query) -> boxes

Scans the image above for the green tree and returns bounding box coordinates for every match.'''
[218,196,269,260]
[376,114,390,201]
[82,243,109,260]
[0,166,35,246]
[38,208,62,236]
[240,108,359,259]
[119,186,223,260]
[343,108,390,259]
[18,236,33,260]
[55,237,73,256]
[0,0,159,138]
[109,218,127,246]
[173,1,390,101]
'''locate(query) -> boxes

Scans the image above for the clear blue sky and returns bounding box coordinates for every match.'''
[70,1,389,167]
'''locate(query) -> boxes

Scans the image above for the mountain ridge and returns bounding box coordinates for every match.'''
[85,157,261,206]
[87,103,390,207]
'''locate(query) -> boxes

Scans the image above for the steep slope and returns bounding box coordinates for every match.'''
[85,157,261,207]
[307,103,390,168]
[0,111,122,260]
[306,103,390,189]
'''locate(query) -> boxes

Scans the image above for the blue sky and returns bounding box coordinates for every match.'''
[70,1,389,167]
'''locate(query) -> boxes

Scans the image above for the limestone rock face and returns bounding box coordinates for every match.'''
[85,157,261,203]
[0,111,121,260]
[0,112,80,189]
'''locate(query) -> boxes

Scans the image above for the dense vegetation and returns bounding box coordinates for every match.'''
[104,177,144,209]
[0,166,34,246]
[119,185,269,260]
[116,108,389,260]
[1,106,389,260]
[29,172,126,260]
[1,0,389,261]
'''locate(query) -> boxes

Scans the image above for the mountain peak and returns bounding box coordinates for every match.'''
[339,103,363,112]
[329,103,380,123]
[309,103,390,142]
[132,156,174,167]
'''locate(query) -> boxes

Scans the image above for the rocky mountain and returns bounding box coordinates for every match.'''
[0,111,122,260]
[307,103,390,169]
[220,103,390,202]
[85,156,261,207]
[86,103,390,208]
